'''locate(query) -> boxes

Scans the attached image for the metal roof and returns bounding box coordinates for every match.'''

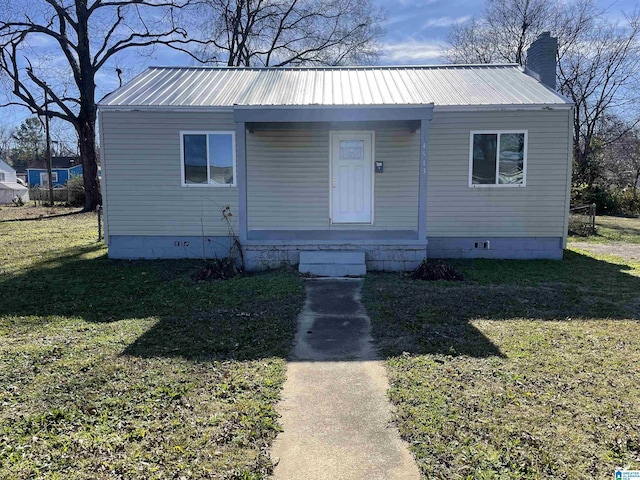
[99,65,570,109]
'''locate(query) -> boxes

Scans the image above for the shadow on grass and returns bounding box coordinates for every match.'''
[364,250,640,359]
[3,247,639,362]
[0,209,84,223]
[0,249,305,362]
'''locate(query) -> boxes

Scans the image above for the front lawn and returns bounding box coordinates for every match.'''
[364,252,640,479]
[0,207,304,479]
[569,214,640,244]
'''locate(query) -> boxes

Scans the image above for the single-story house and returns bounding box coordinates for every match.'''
[27,156,82,188]
[98,32,573,273]
[0,159,29,204]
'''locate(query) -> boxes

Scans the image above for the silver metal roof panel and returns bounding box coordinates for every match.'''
[99,65,570,108]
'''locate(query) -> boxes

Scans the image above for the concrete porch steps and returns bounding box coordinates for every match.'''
[299,251,366,277]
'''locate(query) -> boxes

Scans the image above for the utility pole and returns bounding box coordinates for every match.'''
[44,84,54,206]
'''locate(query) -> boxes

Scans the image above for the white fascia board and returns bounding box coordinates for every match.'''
[97,102,571,113]
[232,103,435,110]
[97,105,234,112]
[434,103,572,112]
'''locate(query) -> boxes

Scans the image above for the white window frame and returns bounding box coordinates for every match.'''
[468,130,528,188]
[0,172,5,182]
[180,130,237,187]
[51,172,59,183]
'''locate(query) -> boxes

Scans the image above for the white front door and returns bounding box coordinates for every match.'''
[331,132,373,224]
[40,172,50,188]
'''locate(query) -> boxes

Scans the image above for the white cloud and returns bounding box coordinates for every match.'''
[424,15,471,28]
[380,39,448,64]
[384,12,421,28]
[393,0,439,6]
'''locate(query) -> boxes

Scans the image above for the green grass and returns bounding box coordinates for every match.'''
[569,214,640,244]
[363,251,640,479]
[0,207,304,479]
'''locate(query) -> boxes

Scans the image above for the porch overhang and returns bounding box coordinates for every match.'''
[233,104,434,123]
[234,104,434,244]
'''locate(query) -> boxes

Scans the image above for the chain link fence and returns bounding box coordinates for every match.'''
[569,203,596,236]
[29,185,83,206]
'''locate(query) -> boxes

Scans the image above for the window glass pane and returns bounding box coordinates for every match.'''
[184,134,207,184]
[498,133,525,184]
[208,133,234,185]
[340,140,364,160]
[472,134,497,184]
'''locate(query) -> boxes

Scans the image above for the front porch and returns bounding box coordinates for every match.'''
[233,105,433,272]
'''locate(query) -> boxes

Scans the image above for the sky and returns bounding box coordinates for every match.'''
[1,0,638,135]
[374,0,639,64]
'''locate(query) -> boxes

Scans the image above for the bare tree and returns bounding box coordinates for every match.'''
[0,124,14,161]
[445,0,640,191]
[195,0,386,67]
[0,0,205,210]
[447,18,500,64]
[559,13,640,186]
[447,0,559,65]
[602,123,640,200]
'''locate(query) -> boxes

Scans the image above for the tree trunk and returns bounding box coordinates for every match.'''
[77,116,101,211]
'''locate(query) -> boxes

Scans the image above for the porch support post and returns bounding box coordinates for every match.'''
[236,121,248,243]
[418,118,430,240]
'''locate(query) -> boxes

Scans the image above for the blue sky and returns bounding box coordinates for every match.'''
[374,0,638,64]
[1,0,638,132]
[376,0,483,64]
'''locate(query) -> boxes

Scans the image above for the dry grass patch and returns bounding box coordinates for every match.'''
[364,251,640,479]
[0,213,304,479]
[569,215,640,244]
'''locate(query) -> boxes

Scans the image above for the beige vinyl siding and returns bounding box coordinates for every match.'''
[246,125,419,230]
[247,129,328,229]
[427,109,571,237]
[374,128,420,228]
[101,110,239,237]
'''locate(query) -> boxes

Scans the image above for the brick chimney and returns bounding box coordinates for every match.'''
[526,32,558,90]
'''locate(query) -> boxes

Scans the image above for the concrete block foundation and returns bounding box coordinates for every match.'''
[243,243,427,272]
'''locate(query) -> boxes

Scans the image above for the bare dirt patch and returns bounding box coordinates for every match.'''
[0,204,82,222]
[571,241,640,262]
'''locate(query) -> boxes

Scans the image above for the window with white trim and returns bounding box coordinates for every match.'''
[51,172,58,183]
[181,131,236,186]
[0,172,5,181]
[469,131,527,187]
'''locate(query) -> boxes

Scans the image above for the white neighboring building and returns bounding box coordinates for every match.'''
[0,159,29,204]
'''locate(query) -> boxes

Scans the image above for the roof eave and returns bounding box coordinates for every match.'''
[97,103,572,112]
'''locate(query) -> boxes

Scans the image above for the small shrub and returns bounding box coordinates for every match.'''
[194,258,242,281]
[571,184,640,216]
[412,259,464,281]
[66,175,84,207]
[617,188,640,215]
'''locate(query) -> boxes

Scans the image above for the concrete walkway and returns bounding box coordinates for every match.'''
[271,279,420,480]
